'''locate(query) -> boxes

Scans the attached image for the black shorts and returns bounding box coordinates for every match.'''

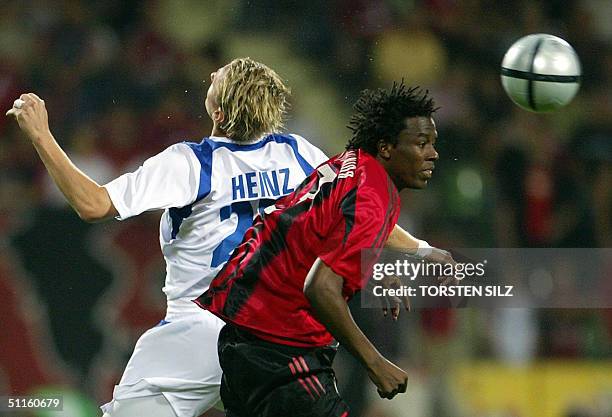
[218,324,350,417]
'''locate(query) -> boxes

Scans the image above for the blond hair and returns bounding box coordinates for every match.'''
[217,58,290,141]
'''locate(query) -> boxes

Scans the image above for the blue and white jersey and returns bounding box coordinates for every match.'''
[104,133,328,307]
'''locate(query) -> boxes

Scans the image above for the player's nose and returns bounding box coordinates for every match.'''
[428,146,439,161]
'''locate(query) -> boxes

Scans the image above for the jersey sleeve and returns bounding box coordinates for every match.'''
[103,143,202,220]
[318,179,394,297]
[290,134,329,169]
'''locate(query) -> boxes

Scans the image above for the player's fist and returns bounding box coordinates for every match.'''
[366,356,408,399]
[6,93,51,144]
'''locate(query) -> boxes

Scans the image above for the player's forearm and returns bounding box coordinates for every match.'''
[304,259,383,368]
[32,132,115,222]
[386,225,419,250]
[386,225,435,259]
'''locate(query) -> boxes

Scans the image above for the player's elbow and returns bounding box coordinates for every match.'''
[77,212,103,223]
[76,207,107,223]
[76,187,115,223]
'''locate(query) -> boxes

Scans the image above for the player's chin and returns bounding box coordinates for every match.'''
[406,179,428,189]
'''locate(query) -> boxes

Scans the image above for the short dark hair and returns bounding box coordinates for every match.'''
[346,82,438,155]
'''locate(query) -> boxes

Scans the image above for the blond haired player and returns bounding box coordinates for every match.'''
[7,58,329,417]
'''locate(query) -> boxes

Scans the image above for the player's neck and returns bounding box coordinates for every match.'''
[211,125,227,139]
[375,155,404,191]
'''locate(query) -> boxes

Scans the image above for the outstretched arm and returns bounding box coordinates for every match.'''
[304,258,408,399]
[387,224,455,265]
[386,224,427,253]
[6,94,117,222]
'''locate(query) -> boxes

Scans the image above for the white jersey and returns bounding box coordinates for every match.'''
[100,133,325,417]
[104,133,328,304]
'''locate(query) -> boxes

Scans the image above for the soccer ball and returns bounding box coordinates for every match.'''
[501,34,581,112]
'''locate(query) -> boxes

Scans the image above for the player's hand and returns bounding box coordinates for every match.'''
[366,356,408,399]
[379,275,410,320]
[423,247,460,286]
[424,246,455,266]
[6,93,51,144]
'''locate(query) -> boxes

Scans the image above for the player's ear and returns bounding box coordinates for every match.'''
[377,140,392,160]
[212,107,225,125]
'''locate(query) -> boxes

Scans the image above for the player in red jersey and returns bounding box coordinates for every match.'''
[195,82,440,416]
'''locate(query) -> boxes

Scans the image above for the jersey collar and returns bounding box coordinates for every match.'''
[209,135,266,145]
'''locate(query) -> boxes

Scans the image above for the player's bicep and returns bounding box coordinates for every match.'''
[304,258,344,300]
[103,144,201,220]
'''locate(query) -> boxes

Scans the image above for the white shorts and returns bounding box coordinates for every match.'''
[101,299,225,417]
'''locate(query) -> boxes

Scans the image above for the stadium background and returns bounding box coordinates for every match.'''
[0,1,610,416]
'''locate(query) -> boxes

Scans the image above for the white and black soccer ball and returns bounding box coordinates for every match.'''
[501,33,581,112]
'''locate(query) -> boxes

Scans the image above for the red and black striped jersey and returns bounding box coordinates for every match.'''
[195,149,400,347]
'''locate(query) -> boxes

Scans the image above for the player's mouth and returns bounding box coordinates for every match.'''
[420,167,434,179]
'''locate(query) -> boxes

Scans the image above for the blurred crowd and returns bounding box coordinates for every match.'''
[0,1,610,417]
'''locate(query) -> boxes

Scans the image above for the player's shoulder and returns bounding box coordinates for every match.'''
[169,137,219,164]
[179,136,213,155]
[283,132,308,143]
[351,150,399,207]
[354,149,379,166]
[327,149,391,193]
[264,132,313,149]
[184,133,317,150]
[327,149,378,174]
[148,138,213,172]
[354,149,387,178]
[185,134,292,153]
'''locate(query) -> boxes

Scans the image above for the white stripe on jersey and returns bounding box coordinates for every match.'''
[104,133,327,303]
